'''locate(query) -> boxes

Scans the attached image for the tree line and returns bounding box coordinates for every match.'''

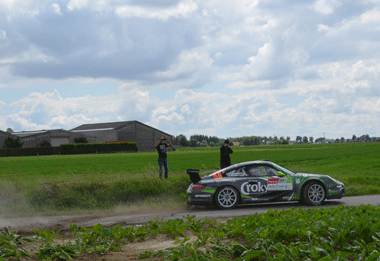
[172,134,380,147]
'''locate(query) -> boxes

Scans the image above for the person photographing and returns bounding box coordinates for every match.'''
[220,139,233,169]
[155,136,173,179]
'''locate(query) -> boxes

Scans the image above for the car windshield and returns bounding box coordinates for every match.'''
[271,162,295,175]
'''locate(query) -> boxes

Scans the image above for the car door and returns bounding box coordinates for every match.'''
[237,164,273,201]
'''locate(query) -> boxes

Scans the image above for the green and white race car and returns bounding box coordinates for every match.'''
[187,160,345,209]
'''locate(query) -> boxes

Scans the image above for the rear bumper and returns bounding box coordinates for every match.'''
[187,193,214,205]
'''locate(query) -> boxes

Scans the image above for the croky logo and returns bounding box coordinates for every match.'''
[241,182,267,195]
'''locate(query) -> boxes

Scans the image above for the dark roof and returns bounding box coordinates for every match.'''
[70,121,133,131]
[12,129,68,138]
[70,121,172,137]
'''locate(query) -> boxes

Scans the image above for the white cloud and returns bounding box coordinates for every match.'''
[313,0,341,15]
[0,30,6,39]
[67,0,88,11]
[52,3,62,15]
[116,0,198,21]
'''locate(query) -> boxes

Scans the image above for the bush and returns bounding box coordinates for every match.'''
[60,142,138,155]
[74,137,88,143]
[0,147,60,157]
[39,140,52,147]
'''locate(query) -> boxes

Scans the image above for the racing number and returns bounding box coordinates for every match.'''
[213,172,222,179]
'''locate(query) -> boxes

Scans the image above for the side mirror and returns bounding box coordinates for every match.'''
[276,171,286,177]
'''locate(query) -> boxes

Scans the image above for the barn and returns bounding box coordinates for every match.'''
[11,129,96,148]
[70,120,172,151]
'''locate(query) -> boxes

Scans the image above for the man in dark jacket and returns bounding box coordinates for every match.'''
[220,139,233,169]
[155,136,173,179]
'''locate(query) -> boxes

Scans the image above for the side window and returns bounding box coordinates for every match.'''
[225,167,248,177]
[264,166,279,176]
[246,165,277,177]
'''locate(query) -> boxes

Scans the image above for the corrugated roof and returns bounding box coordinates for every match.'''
[70,121,133,131]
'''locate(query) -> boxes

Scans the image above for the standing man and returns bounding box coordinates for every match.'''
[155,136,173,179]
[220,139,233,169]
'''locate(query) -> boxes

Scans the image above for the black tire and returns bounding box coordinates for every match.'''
[302,181,326,206]
[215,186,240,210]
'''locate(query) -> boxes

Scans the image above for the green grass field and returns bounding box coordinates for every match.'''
[0,142,379,216]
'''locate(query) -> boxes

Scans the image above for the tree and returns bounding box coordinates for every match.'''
[296,136,302,143]
[74,137,88,143]
[303,136,308,143]
[179,135,189,147]
[201,140,208,147]
[189,138,198,147]
[39,140,52,147]
[309,137,314,143]
[209,141,215,147]
[340,137,345,143]
[352,135,356,142]
[3,136,24,148]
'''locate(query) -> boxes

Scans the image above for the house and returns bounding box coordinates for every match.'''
[70,120,172,151]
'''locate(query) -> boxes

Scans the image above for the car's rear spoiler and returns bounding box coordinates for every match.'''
[187,169,201,184]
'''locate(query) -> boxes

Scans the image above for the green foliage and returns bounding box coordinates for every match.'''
[73,136,88,143]
[5,207,380,260]
[2,136,23,148]
[39,140,52,147]
[60,142,138,154]
[0,147,61,157]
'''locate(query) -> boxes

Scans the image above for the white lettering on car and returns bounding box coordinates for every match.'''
[195,194,211,198]
[241,182,267,195]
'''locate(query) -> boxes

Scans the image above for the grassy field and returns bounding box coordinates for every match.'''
[0,142,380,216]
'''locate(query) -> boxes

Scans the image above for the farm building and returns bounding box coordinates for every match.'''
[11,129,96,148]
[70,120,172,151]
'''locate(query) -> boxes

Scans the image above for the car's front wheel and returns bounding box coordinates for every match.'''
[302,181,325,205]
[215,186,239,209]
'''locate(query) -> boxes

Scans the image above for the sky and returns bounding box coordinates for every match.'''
[1,0,380,140]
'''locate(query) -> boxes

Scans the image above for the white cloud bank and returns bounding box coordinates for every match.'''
[0,0,380,139]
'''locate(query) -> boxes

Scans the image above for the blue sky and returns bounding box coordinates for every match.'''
[1,0,380,140]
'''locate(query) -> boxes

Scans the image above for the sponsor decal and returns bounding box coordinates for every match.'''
[213,172,222,179]
[241,181,267,195]
[296,179,300,184]
[195,194,211,198]
[268,178,279,184]
[267,178,293,191]
[251,198,258,201]
[199,180,214,184]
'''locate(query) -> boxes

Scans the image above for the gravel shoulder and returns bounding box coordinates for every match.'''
[2,195,380,233]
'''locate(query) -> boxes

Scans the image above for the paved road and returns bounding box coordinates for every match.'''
[1,195,380,232]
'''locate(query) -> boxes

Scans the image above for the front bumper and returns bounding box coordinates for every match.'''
[326,185,345,199]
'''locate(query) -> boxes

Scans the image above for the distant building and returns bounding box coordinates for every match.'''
[70,120,172,151]
[11,129,95,148]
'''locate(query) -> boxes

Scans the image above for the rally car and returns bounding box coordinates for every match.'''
[186,160,345,209]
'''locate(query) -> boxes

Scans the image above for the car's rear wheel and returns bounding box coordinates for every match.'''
[302,181,325,205]
[215,186,239,209]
